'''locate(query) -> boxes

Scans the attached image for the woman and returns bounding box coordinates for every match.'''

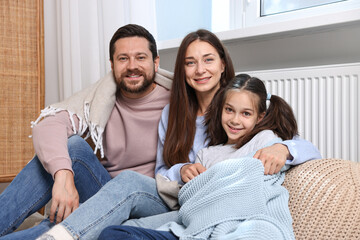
[38,30,321,240]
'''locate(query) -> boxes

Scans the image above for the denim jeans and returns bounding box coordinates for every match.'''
[98,226,178,240]
[0,135,111,239]
[0,219,54,240]
[60,170,172,239]
[122,210,180,229]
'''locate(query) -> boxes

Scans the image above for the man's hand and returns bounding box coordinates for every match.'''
[50,169,79,223]
[180,163,206,183]
[253,143,291,175]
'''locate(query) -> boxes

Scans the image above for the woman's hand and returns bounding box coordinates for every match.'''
[254,143,290,175]
[50,169,79,223]
[180,163,207,183]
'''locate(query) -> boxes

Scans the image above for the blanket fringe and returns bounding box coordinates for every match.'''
[31,106,61,129]
[84,103,105,158]
[30,105,105,158]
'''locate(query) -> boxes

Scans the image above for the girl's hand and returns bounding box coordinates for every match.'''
[180,163,207,183]
[254,143,289,175]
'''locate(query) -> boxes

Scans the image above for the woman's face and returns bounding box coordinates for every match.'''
[184,40,225,95]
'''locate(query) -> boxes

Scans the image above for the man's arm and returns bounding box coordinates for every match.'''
[32,110,81,222]
[50,169,79,223]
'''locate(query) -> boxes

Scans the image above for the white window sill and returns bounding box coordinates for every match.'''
[158,8,360,51]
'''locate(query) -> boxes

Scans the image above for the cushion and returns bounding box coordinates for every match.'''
[283,158,360,239]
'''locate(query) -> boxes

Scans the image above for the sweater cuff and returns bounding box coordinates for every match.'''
[282,140,297,165]
[43,157,74,179]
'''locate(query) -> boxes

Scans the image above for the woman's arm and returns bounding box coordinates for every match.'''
[254,136,322,174]
[154,105,186,182]
[283,136,322,165]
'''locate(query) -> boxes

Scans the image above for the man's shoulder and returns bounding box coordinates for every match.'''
[156,83,171,94]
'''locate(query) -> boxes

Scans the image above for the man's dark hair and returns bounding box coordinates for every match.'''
[109,24,158,62]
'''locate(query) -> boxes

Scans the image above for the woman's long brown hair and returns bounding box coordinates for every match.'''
[162,29,235,167]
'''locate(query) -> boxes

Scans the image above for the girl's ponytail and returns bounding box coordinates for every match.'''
[258,95,298,141]
[235,94,298,149]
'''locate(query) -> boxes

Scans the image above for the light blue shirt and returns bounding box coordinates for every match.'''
[155,104,322,183]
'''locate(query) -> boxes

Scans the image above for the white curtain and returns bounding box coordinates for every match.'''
[44,0,157,105]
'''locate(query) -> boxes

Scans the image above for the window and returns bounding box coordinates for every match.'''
[260,0,347,16]
[155,0,234,41]
[155,0,360,46]
[246,0,359,27]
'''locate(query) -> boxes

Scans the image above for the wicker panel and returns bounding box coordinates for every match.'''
[0,0,44,182]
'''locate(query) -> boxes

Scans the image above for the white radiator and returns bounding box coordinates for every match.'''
[246,63,360,162]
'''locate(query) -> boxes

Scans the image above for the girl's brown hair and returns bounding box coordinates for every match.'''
[162,29,235,167]
[205,74,298,148]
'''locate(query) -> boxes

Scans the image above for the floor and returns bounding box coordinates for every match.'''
[16,212,46,231]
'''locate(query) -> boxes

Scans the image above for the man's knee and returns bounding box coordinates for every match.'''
[114,170,141,179]
[112,170,152,186]
[67,135,88,149]
[67,135,96,162]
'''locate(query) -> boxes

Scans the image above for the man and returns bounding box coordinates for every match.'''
[0,24,172,238]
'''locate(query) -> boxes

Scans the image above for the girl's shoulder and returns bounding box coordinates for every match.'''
[253,130,277,140]
[245,130,281,152]
[200,144,235,156]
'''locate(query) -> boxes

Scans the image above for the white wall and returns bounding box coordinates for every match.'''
[43,0,158,106]
[44,0,60,106]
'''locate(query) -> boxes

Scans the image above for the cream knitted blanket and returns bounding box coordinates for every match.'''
[31,68,173,157]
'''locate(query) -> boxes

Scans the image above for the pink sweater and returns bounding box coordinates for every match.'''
[32,85,170,178]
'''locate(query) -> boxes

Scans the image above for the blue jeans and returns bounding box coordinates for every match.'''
[0,135,111,239]
[59,170,172,239]
[98,226,178,240]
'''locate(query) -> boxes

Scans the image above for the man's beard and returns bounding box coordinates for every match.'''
[115,69,155,94]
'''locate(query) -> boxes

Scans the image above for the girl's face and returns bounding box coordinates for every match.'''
[221,90,264,144]
[184,40,225,95]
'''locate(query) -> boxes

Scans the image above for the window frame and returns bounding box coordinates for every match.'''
[245,0,360,27]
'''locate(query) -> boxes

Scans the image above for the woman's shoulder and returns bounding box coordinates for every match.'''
[160,104,170,118]
[162,103,170,113]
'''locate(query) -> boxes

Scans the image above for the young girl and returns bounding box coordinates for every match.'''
[198,73,298,169]
[98,74,299,239]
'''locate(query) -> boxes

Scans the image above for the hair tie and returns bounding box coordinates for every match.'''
[266,93,272,100]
